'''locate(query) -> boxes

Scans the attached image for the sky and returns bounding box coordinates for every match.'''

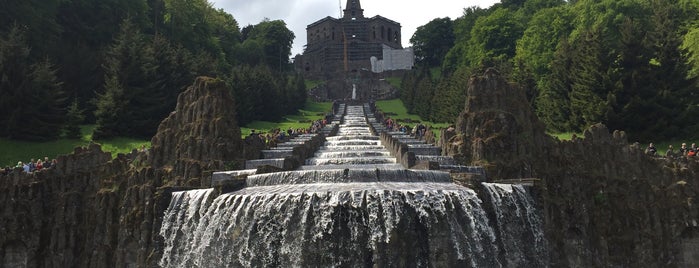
[209,0,501,58]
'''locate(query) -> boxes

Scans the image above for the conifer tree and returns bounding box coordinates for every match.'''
[0,25,65,140]
[93,18,154,139]
[412,68,434,120]
[568,28,609,131]
[536,38,573,132]
[64,98,85,139]
[430,67,468,122]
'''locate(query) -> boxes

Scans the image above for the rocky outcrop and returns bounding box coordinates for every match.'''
[0,76,245,268]
[441,68,699,267]
[150,76,242,187]
[443,68,551,179]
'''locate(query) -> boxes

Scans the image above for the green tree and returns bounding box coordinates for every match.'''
[410,18,455,67]
[64,98,85,139]
[443,6,490,73]
[242,20,295,70]
[568,28,609,130]
[467,8,525,67]
[430,67,469,122]
[411,68,434,119]
[93,19,155,139]
[536,38,573,132]
[0,25,66,141]
[514,6,574,94]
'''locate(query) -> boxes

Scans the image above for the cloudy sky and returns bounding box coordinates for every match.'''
[209,0,500,57]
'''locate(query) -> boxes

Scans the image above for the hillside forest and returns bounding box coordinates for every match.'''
[405,0,699,142]
[0,0,305,141]
[1,0,698,143]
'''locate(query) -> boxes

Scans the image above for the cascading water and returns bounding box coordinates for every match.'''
[159,104,549,267]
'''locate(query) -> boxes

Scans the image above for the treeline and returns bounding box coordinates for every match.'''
[403,0,699,141]
[0,0,305,141]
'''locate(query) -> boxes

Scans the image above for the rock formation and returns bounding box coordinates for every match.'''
[440,68,699,267]
[150,76,243,187]
[443,68,551,179]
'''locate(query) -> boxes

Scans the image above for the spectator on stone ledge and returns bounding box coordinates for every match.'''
[645,143,657,156]
[665,145,676,159]
[680,143,689,155]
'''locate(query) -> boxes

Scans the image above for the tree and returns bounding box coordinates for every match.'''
[536,38,573,132]
[64,98,85,139]
[410,18,455,67]
[468,8,525,66]
[568,28,609,130]
[430,67,469,122]
[514,6,574,95]
[443,6,490,73]
[0,25,66,141]
[93,18,155,139]
[245,19,295,70]
[411,68,434,119]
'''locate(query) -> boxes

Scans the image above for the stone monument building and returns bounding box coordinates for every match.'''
[295,0,414,83]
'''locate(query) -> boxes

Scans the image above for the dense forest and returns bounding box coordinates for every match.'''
[404,0,699,141]
[0,0,305,141]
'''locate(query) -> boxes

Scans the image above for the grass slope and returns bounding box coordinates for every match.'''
[0,125,149,167]
[374,99,450,139]
[240,101,332,137]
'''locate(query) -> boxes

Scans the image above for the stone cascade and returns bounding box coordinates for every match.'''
[299,105,402,170]
[160,102,550,267]
[378,129,486,179]
[245,134,319,170]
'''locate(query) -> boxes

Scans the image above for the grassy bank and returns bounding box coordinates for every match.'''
[240,100,333,137]
[374,99,451,138]
[1,101,332,168]
[0,125,149,168]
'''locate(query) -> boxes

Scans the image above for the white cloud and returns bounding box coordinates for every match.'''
[210,0,499,57]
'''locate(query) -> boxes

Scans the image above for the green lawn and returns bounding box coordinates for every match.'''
[1,101,332,167]
[384,77,402,89]
[0,125,150,168]
[375,99,451,139]
[548,132,581,141]
[240,100,332,137]
[305,79,324,90]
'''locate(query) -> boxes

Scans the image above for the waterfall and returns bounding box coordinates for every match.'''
[160,183,501,267]
[482,183,549,267]
[159,104,550,267]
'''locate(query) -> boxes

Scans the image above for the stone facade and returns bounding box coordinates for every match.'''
[295,0,413,79]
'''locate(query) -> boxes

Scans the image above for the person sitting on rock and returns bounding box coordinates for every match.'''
[665,145,676,159]
[680,143,689,155]
[645,143,657,156]
[43,156,52,169]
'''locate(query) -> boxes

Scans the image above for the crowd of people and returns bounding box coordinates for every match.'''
[247,117,332,149]
[646,142,699,159]
[1,157,58,176]
[383,117,430,140]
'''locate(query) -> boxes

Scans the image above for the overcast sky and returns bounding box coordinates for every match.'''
[209,0,500,57]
